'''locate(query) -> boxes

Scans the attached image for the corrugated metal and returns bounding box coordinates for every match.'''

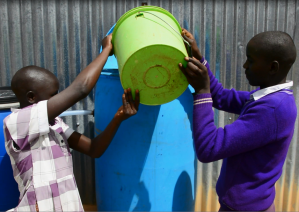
[1,0,298,209]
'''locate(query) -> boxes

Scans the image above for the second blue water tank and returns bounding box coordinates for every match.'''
[94,25,196,211]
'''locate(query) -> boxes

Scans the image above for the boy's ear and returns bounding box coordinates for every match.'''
[26,91,36,104]
[269,61,279,75]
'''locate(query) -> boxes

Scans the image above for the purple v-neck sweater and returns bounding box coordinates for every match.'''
[193,57,297,211]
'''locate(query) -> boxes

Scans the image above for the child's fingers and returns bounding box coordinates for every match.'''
[180,57,200,77]
[192,56,199,61]
[122,93,126,105]
[181,28,194,40]
[107,33,112,40]
[188,57,207,71]
[178,63,190,78]
[122,90,130,110]
[127,88,135,110]
[182,33,192,43]
[124,89,130,103]
[122,93,127,109]
[134,90,140,111]
[186,61,200,77]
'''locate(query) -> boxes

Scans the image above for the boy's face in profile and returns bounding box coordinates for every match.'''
[243,40,271,88]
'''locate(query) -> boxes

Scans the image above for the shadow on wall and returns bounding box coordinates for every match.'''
[95,75,159,211]
[172,171,194,211]
[132,181,151,211]
[174,87,195,211]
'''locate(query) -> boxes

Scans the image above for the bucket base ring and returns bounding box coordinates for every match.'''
[143,64,171,89]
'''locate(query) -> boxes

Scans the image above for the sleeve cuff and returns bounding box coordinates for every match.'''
[200,56,208,66]
[193,93,212,99]
[193,93,213,107]
[64,128,75,140]
[200,56,205,63]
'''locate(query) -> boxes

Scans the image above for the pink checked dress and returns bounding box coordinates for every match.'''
[3,100,84,211]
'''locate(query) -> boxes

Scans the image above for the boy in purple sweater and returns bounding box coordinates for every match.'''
[179,30,297,211]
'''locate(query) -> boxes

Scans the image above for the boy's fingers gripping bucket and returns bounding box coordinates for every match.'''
[112,6,189,105]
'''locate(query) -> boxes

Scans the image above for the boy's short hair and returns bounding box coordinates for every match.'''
[11,65,57,97]
[251,31,296,72]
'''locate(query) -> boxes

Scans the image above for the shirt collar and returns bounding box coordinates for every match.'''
[250,81,293,101]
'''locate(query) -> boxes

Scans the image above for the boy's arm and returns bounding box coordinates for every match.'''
[192,93,277,162]
[182,29,249,114]
[67,89,140,158]
[47,34,113,121]
[179,59,277,162]
[200,56,250,114]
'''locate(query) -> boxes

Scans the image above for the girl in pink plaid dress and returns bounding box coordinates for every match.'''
[4,34,139,211]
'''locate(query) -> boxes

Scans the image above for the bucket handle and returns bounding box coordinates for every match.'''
[137,11,192,57]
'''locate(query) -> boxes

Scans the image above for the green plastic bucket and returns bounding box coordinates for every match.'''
[112,6,188,105]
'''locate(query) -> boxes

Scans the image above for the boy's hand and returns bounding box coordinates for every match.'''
[181,28,203,61]
[115,88,140,121]
[179,57,210,94]
[102,34,113,56]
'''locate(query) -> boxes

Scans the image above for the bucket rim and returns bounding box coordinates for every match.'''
[111,5,182,44]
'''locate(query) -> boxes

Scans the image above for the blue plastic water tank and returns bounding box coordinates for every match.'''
[94,25,195,211]
[0,87,20,211]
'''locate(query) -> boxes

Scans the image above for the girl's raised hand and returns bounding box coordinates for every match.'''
[115,88,140,121]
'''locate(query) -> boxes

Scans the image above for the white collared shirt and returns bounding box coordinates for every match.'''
[250,81,293,101]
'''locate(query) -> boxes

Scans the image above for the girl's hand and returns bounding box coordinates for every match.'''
[115,88,140,121]
[101,33,113,56]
